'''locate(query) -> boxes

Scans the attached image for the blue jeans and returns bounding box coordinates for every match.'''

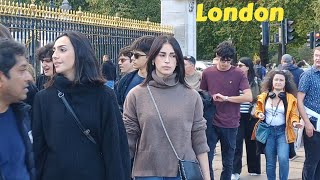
[208,125,238,180]
[135,177,180,180]
[265,125,289,180]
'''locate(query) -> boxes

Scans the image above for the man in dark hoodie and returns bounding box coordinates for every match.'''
[0,39,35,180]
[281,54,304,87]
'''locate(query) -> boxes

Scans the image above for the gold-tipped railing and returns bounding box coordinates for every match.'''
[0,0,174,34]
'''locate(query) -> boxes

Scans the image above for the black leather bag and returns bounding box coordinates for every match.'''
[147,86,203,180]
[179,160,203,180]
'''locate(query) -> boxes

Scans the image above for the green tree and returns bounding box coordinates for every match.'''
[197,0,318,64]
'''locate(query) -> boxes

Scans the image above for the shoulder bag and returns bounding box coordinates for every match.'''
[57,90,97,145]
[255,98,281,144]
[147,85,203,180]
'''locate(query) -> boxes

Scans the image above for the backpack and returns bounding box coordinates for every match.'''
[255,66,263,80]
[198,91,216,126]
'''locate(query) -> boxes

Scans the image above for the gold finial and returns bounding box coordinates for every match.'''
[115,12,120,20]
[76,6,83,16]
[30,0,36,10]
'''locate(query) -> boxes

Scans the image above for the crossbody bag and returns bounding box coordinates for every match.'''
[57,90,97,145]
[147,85,203,180]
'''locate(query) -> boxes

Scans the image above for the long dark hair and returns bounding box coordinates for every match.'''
[239,57,255,84]
[142,35,188,87]
[48,31,105,86]
[260,70,297,96]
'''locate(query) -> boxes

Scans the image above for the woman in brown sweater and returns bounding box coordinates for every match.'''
[123,35,210,180]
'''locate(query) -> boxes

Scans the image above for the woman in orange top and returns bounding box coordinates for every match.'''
[251,70,303,180]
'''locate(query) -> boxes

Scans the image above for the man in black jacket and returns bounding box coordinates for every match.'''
[101,54,117,89]
[0,39,35,180]
[281,54,304,87]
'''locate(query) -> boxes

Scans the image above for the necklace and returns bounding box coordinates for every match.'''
[271,98,281,117]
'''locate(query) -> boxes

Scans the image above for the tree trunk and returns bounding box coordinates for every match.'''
[259,44,269,67]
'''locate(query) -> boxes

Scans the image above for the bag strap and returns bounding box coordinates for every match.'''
[147,85,182,161]
[57,90,97,145]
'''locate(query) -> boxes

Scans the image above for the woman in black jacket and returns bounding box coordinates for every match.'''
[32,31,131,180]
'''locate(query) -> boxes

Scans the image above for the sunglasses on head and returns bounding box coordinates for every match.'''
[184,56,192,60]
[132,52,147,59]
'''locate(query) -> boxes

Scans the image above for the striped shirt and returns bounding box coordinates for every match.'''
[240,91,251,113]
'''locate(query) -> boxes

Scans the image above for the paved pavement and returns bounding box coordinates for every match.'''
[212,143,304,180]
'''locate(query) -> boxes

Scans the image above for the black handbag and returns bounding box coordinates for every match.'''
[147,85,203,180]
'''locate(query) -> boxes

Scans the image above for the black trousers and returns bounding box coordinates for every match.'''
[233,113,261,174]
[302,120,320,180]
[207,124,238,180]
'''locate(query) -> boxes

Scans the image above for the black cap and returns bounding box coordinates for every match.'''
[183,55,196,65]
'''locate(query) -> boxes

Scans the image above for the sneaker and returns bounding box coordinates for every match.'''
[250,173,259,176]
[231,173,240,180]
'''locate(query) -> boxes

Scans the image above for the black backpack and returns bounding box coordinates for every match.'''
[255,66,263,80]
[198,91,216,126]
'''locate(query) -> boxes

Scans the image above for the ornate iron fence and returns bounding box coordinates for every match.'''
[0,0,173,75]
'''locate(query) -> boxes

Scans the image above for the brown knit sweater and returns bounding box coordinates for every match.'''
[123,71,209,177]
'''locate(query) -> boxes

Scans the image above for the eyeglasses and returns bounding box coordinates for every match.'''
[132,52,147,59]
[41,57,52,62]
[219,57,232,63]
[118,58,130,63]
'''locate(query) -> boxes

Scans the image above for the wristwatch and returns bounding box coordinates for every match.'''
[224,96,229,101]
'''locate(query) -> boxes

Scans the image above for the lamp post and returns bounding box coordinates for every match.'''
[50,0,54,9]
[60,0,72,10]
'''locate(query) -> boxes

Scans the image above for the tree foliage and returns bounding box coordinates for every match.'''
[12,0,319,64]
[13,0,161,22]
[197,0,318,64]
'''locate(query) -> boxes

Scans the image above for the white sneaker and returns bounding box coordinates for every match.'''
[231,173,240,180]
[250,173,259,176]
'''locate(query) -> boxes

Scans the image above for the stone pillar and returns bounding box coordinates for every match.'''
[161,0,196,58]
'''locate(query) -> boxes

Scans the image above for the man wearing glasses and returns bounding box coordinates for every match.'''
[184,55,201,90]
[117,46,135,76]
[115,35,155,112]
[35,43,54,91]
[200,41,252,180]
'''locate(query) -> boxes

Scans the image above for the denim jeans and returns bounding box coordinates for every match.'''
[207,125,238,180]
[135,177,180,180]
[265,124,289,180]
[302,120,320,180]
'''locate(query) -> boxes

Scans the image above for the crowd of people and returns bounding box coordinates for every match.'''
[1,23,320,180]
